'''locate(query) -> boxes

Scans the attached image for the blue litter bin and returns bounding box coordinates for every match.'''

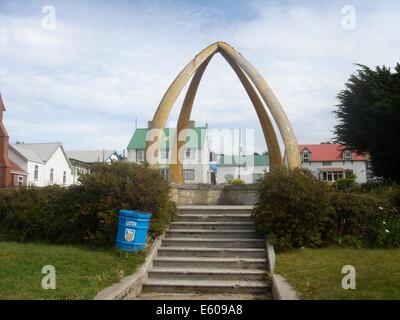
[116,210,152,252]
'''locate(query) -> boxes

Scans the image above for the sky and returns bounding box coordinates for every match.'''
[0,0,399,154]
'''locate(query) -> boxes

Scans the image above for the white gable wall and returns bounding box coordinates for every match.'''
[27,161,46,187]
[8,145,74,187]
[8,147,46,187]
[44,146,73,186]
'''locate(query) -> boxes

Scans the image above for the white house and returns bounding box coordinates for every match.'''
[127,121,211,184]
[8,142,73,186]
[66,150,120,184]
[295,144,370,183]
[216,154,269,184]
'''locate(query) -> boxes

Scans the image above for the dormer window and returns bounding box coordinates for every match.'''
[343,150,352,161]
[302,151,310,163]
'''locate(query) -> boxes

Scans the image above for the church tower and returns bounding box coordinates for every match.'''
[0,93,11,187]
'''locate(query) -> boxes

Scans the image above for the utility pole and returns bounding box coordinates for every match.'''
[238,128,242,179]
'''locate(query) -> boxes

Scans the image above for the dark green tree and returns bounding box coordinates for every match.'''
[334,63,400,182]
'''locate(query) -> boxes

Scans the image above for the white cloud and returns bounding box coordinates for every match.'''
[0,0,398,153]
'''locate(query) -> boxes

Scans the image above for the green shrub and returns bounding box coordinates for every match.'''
[375,216,400,247]
[330,191,393,246]
[344,169,357,180]
[333,178,357,191]
[333,170,357,191]
[366,184,400,208]
[334,235,363,248]
[0,162,175,247]
[253,167,334,250]
[227,178,246,185]
[253,167,400,250]
[77,162,175,246]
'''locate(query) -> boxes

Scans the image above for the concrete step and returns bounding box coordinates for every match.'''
[152,257,268,269]
[157,247,266,258]
[142,279,270,295]
[170,221,256,230]
[175,214,253,223]
[147,268,267,281]
[166,229,258,239]
[161,238,266,249]
[136,292,271,300]
[178,205,253,216]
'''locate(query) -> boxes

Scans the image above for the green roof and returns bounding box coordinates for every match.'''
[127,127,207,150]
[217,154,269,167]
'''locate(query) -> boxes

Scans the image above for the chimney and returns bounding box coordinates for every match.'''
[0,93,12,188]
[147,120,154,129]
[188,120,195,128]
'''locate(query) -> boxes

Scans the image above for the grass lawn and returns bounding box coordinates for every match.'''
[0,241,145,299]
[275,247,400,300]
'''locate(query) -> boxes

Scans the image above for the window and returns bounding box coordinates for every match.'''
[63,171,67,184]
[343,150,352,161]
[333,172,343,180]
[322,161,332,166]
[136,149,145,162]
[160,168,169,180]
[302,152,310,163]
[18,176,24,187]
[185,148,192,159]
[34,165,39,181]
[321,171,344,182]
[161,150,169,160]
[50,168,54,183]
[345,169,354,179]
[183,169,195,181]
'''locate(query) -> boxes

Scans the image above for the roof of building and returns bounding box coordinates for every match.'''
[11,143,61,163]
[9,159,27,174]
[298,144,366,161]
[217,154,270,167]
[127,127,207,150]
[11,143,71,168]
[66,150,118,163]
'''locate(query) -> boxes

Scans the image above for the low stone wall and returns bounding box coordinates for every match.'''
[170,183,258,205]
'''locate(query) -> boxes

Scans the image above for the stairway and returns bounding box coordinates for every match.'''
[138,205,271,299]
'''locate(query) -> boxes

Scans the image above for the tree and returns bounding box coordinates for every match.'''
[334,63,400,182]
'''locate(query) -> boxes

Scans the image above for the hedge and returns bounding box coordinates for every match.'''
[0,162,175,247]
[253,167,400,251]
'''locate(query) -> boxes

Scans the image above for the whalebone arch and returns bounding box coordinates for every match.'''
[146,41,300,184]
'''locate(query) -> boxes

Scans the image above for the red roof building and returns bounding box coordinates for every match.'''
[298,144,366,162]
[297,143,370,183]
